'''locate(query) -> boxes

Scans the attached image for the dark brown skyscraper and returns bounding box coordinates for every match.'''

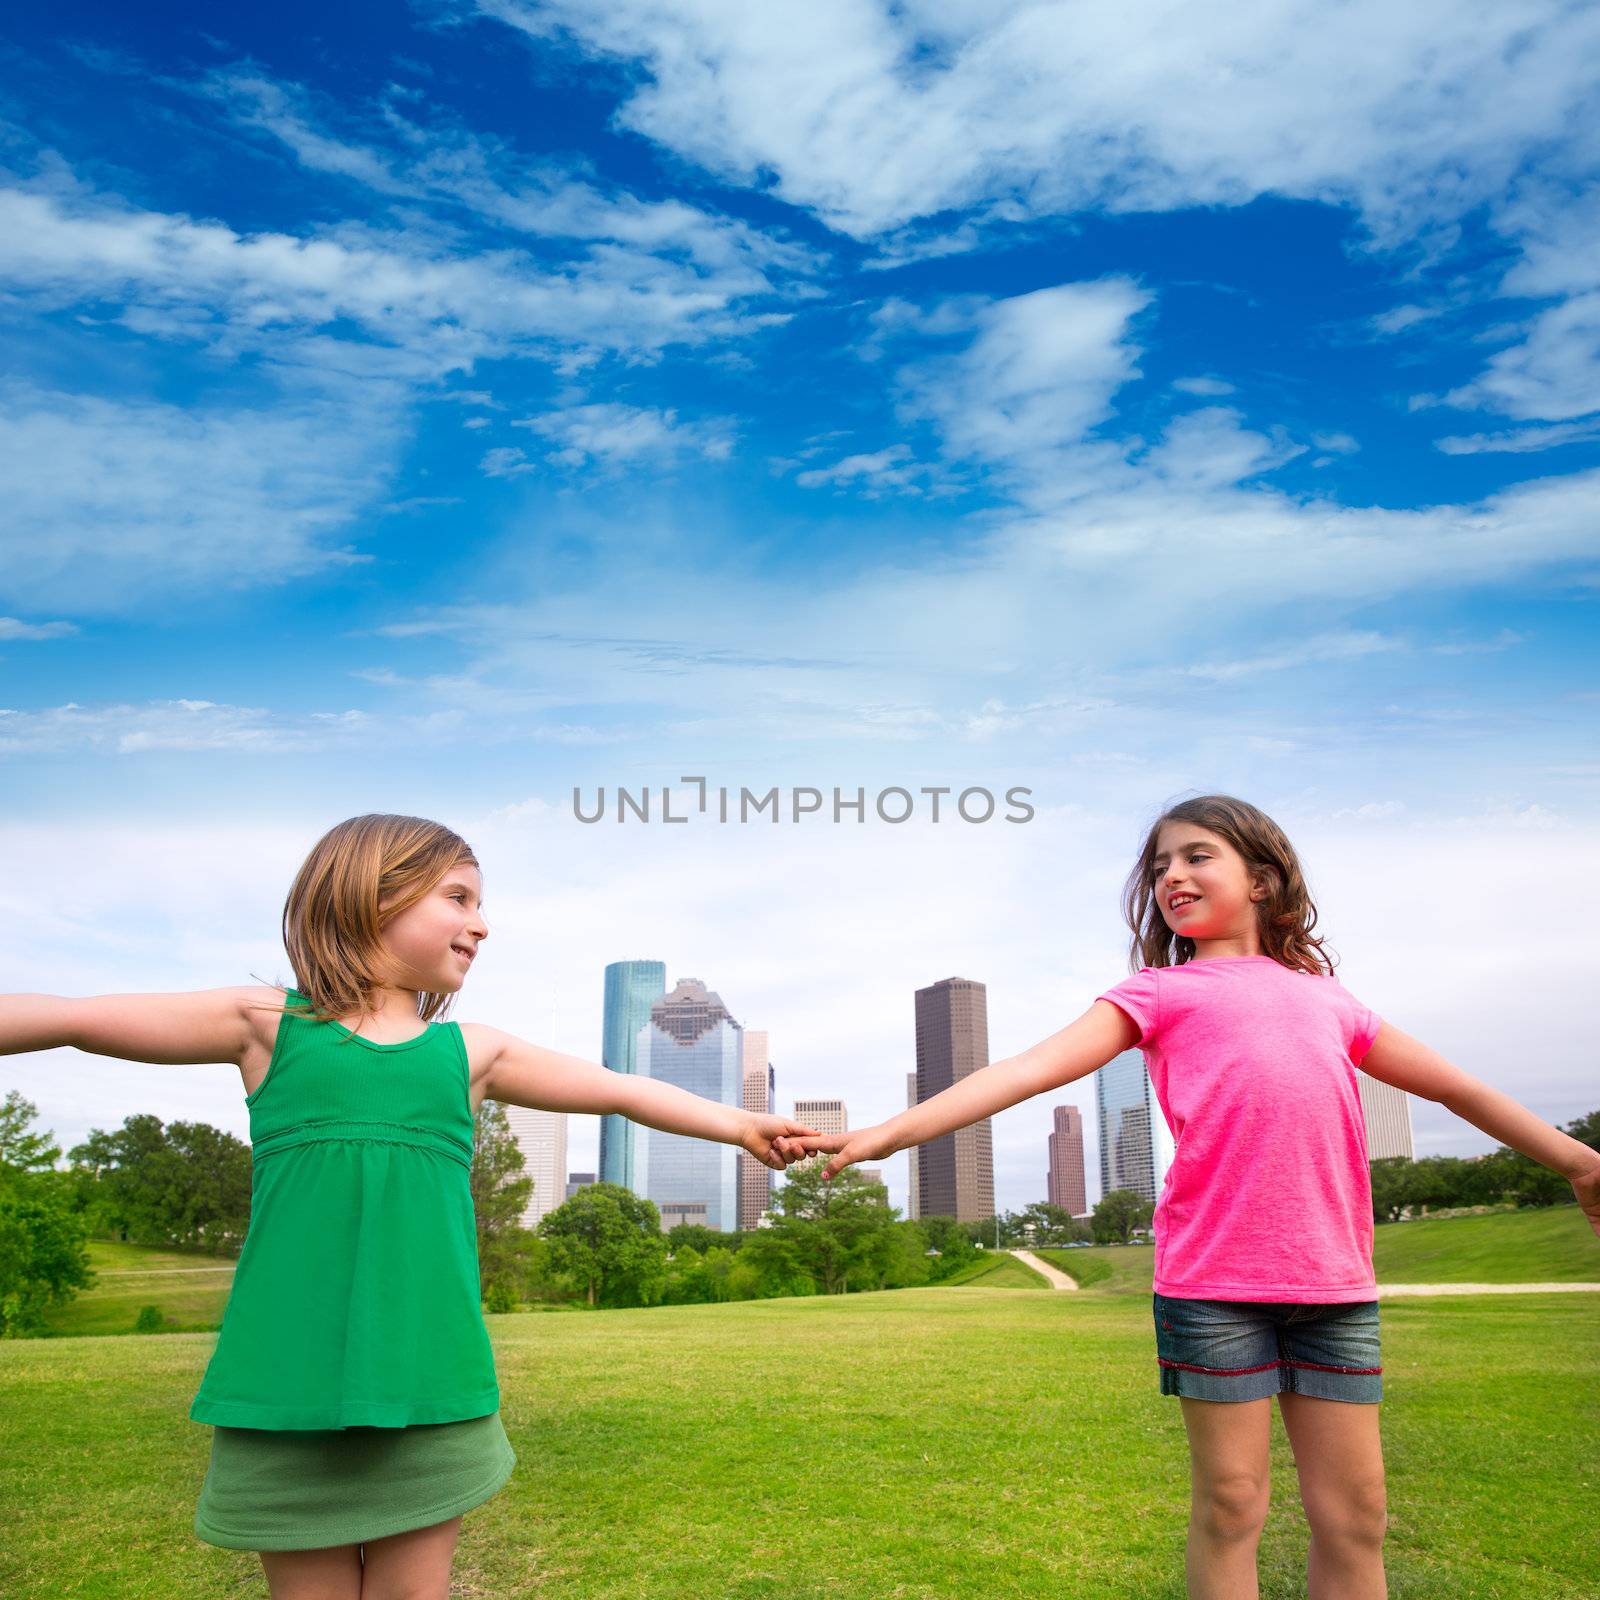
[1048,1104,1087,1215]
[914,976,995,1221]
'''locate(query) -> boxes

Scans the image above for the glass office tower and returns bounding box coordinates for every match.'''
[598,959,667,1190]
[1094,1049,1174,1206]
[633,978,743,1232]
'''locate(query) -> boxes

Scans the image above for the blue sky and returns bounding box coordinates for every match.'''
[3,2,1598,1212]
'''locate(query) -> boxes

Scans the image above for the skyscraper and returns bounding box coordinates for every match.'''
[503,1105,568,1228]
[905,1070,920,1220]
[914,977,995,1221]
[1048,1103,1087,1215]
[1357,1072,1415,1160]
[1095,1050,1172,1206]
[739,1029,776,1230]
[598,960,667,1190]
[634,978,744,1232]
[791,1098,846,1177]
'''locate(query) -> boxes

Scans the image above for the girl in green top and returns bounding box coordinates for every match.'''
[3,812,819,1600]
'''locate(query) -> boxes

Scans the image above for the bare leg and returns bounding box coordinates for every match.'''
[258,1543,362,1600]
[1179,1396,1273,1600]
[1277,1393,1387,1600]
[358,1513,464,1600]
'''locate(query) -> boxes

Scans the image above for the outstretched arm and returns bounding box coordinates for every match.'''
[478,1028,818,1170]
[0,988,269,1065]
[1361,1020,1600,1235]
[799,998,1137,1179]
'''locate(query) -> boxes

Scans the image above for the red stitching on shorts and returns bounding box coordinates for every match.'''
[1283,1358,1382,1375]
[1157,1357,1382,1377]
[1157,1358,1281,1376]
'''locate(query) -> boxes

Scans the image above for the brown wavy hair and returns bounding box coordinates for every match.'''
[1120,793,1335,976]
[248,813,480,1031]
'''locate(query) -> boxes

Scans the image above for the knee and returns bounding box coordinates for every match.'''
[1309,1473,1388,1549]
[1193,1470,1271,1543]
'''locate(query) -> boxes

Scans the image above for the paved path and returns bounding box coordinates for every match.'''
[1376,1282,1600,1297]
[1011,1250,1079,1290]
[94,1266,234,1276]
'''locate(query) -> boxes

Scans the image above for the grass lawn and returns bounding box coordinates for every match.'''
[1034,1205,1600,1294]
[4,1280,1597,1598]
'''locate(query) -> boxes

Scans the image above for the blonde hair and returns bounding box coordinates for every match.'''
[1120,793,1335,976]
[252,813,479,1029]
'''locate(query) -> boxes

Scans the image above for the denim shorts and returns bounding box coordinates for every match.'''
[1153,1292,1383,1404]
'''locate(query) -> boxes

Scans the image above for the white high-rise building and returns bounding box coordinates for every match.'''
[502,1106,569,1228]
[1357,1072,1415,1160]
[792,1098,846,1177]
[905,1070,920,1220]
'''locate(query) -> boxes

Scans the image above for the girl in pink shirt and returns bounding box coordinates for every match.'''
[800,793,1600,1600]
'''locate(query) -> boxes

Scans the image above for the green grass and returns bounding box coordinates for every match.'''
[1033,1207,1599,1295]
[2,1287,1596,1599]
[936,1250,1050,1289]
[1369,1205,1599,1283]
[36,1239,234,1338]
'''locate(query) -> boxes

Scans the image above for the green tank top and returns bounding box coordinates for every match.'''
[189,988,499,1430]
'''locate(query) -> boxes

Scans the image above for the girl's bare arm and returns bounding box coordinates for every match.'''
[477,1027,818,1167]
[800,998,1137,1176]
[0,988,273,1066]
[1361,1020,1597,1179]
[1361,1019,1600,1234]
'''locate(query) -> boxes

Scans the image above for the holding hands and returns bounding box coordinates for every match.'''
[794,1125,895,1181]
[741,1114,830,1171]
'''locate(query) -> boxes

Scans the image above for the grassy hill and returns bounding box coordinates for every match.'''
[38,1240,234,1338]
[936,1250,1051,1289]
[3,1282,1595,1598]
[1036,1205,1598,1293]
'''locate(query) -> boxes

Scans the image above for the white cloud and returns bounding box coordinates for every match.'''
[0,380,400,611]
[480,445,537,478]
[514,403,736,469]
[0,617,77,640]
[1177,631,1401,684]
[483,0,1600,250]
[1172,376,1235,397]
[898,278,1153,489]
[793,444,932,495]
[1435,417,1600,454]
[0,699,375,755]
[0,165,793,384]
[199,66,818,282]
[1441,291,1600,421]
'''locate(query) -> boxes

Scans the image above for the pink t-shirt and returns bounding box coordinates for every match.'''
[1095,955,1383,1302]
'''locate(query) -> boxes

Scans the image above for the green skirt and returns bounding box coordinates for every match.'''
[194,1410,516,1552]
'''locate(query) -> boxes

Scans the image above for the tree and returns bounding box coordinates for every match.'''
[1565,1108,1600,1154]
[666,1222,744,1256]
[0,1094,93,1338]
[1091,1188,1154,1244]
[65,1113,252,1252]
[769,1165,897,1294]
[537,1183,668,1308]
[918,1214,979,1281]
[729,1228,816,1299]
[470,1100,536,1304]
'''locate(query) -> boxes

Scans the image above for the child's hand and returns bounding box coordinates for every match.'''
[795,1124,893,1181]
[1572,1163,1600,1239]
[741,1113,822,1171]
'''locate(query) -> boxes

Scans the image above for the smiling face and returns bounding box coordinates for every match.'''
[1151,821,1266,955]
[373,861,488,995]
